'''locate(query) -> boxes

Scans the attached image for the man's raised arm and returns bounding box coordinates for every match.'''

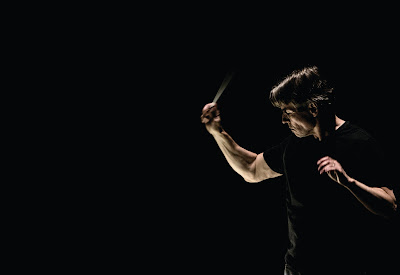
[201,103,282,183]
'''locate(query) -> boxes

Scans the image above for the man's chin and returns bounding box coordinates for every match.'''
[292,131,308,138]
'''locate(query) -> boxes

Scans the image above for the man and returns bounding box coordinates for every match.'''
[200,66,397,274]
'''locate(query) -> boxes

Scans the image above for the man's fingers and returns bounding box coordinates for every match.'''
[201,114,210,123]
[200,103,219,123]
[317,159,332,173]
[317,156,330,165]
[202,103,217,113]
[320,165,335,175]
[316,157,347,184]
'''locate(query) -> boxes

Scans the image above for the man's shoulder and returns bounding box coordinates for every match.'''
[339,122,384,159]
[339,121,376,143]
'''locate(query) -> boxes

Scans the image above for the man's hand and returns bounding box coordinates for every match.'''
[200,103,222,135]
[317,156,353,186]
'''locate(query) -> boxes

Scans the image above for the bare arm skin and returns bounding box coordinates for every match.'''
[317,156,397,219]
[201,103,282,183]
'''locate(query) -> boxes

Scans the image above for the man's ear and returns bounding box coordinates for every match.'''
[308,102,318,117]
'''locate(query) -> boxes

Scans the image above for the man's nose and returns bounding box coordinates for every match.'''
[282,113,289,124]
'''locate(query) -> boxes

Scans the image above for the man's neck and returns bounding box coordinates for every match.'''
[334,116,346,130]
[314,116,346,141]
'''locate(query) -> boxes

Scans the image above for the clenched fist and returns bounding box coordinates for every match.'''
[200,103,222,135]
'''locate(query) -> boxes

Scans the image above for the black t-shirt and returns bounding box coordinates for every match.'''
[263,121,394,273]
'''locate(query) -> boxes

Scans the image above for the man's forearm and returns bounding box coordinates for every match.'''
[212,130,257,181]
[344,178,397,219]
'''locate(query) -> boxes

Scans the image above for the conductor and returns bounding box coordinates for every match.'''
[200,66,397,274]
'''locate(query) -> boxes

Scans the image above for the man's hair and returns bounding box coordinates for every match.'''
[269,65,334,111]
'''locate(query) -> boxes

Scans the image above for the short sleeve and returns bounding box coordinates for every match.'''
[263,136,290,175]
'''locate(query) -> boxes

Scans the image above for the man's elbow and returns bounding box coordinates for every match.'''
[384,193,398,219]
[242,170,270,183]
[242,166,281,183]
[375,200,398,220]
[241,168,260,183]
[389,200,398,218]
[374,187,398,219]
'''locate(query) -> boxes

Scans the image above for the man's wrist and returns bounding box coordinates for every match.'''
[343,176,356,189]
[210,127,224,136]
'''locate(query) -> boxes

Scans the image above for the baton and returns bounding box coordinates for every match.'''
[212,71,235,103]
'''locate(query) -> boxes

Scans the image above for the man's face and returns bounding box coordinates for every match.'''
[280,103,316,138]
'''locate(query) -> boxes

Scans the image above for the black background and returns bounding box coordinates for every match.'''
[27,5,400,274]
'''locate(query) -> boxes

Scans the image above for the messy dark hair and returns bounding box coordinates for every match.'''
[269,66,334,111]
